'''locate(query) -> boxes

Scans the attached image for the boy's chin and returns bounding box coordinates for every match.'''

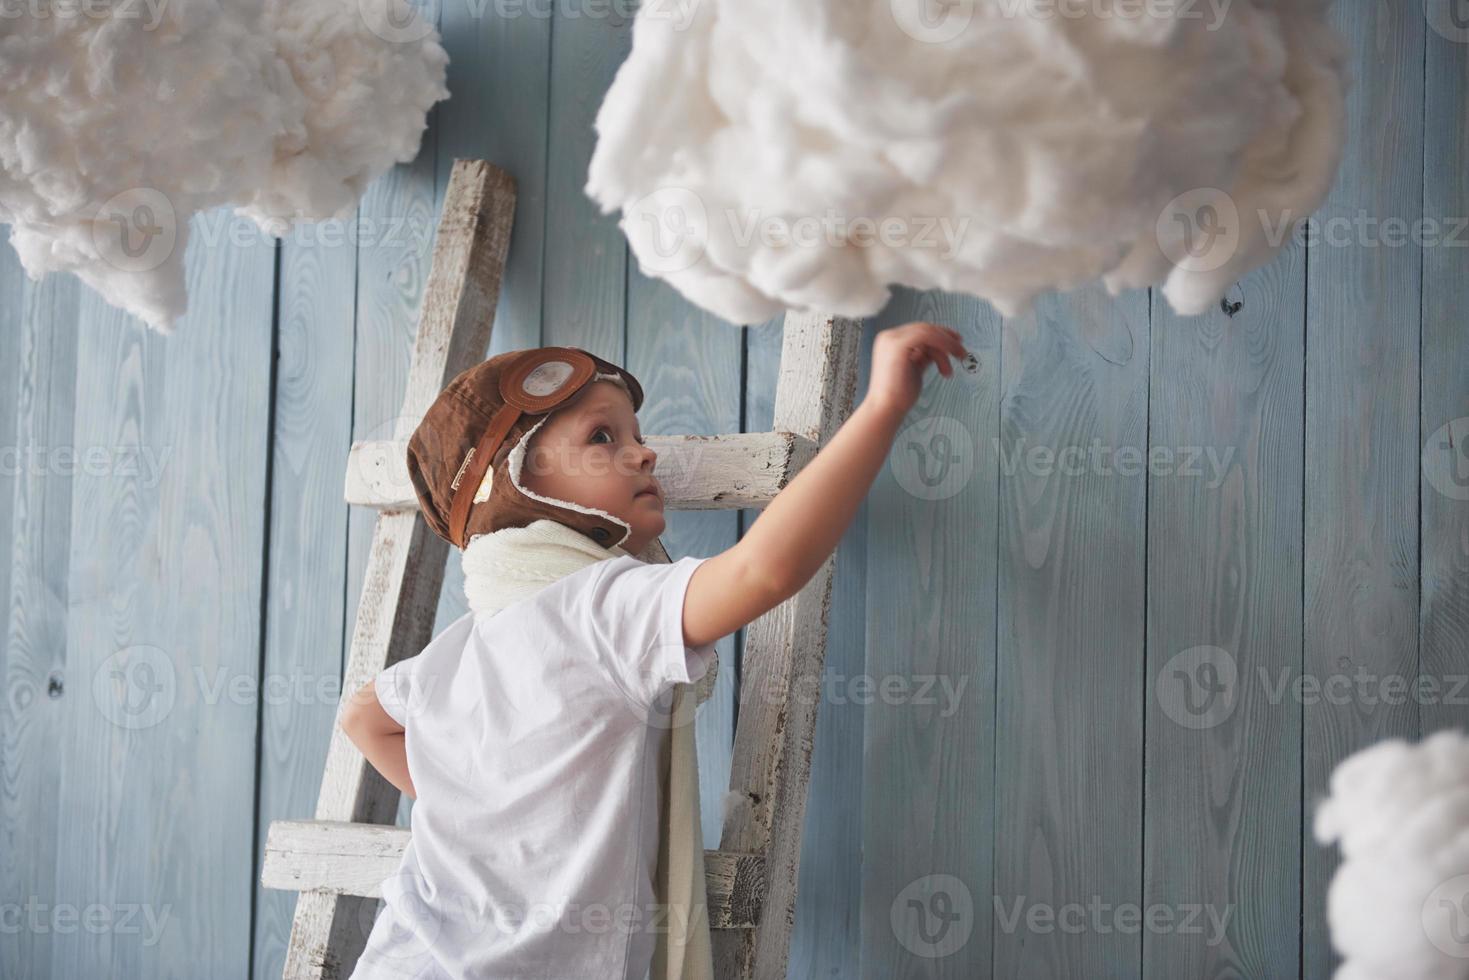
[628,512,666,544]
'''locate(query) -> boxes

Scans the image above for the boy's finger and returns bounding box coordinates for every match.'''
[929,324,964,354]
[929,346,952,376]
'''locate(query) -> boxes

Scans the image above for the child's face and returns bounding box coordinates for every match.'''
[521,380,664,553]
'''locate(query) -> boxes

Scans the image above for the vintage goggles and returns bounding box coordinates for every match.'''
[446,347,606,549]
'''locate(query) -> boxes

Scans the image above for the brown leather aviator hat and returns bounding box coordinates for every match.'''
[406,346,646,550]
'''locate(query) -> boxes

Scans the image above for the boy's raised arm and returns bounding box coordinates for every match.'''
[681,322,967,650]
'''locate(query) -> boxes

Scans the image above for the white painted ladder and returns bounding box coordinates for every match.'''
[259,158,861,980]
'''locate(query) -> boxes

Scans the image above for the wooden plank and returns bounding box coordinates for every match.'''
[742,312,868,980]
[713,313,862,979]
[250,214,359,980]
[427,0,553,661]
[343,431,816,511]
[542,0,630,363]
[281,160,516,980]
[1420,0,1469,738]
[1144,254,1305,978]
[859,288,1000,980]
[0,259,81,980]
[50,212,274,977]
[993,285,1149,977]
[1302,5,1424,977]
[0,230,21,657]
[346,93,443,841]
[261,820,765,929]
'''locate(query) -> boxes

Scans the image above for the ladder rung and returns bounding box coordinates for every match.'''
[344,431,816,512]
[262,819,766,929]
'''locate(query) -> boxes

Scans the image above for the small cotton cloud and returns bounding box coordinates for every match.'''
[584,0,1349,324]
[1315,729,1469,980]
[0,0,448,333]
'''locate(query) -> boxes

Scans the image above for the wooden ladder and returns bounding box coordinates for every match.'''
[260,158,861,980]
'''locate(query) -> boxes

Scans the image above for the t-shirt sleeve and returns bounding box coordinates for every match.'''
[374,658,414,727]
[370,611,475,728]
[584,555,717,711]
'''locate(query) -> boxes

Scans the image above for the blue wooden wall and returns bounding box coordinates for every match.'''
[1,3,1465,978]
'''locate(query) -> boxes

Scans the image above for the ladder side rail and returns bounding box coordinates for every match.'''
[712,313,863,979]
[279,159,517,980]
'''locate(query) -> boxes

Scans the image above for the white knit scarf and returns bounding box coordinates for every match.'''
[461,517,629,617]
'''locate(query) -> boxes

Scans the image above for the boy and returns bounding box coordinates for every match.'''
[339,321,967,979]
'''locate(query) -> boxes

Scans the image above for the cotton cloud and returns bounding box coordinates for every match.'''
[0,0,448,333]
[584,0,1349,324]
[1315,730,1469,980]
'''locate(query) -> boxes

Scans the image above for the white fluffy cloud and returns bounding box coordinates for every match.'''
[0,0,448,332]
[1315,730,1469,980]
[585,0,1348,325]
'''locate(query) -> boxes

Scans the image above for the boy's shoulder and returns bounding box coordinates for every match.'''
[421,609,478,652]
[469,553,698,629]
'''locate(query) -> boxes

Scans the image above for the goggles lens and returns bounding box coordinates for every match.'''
[522,359,577,398]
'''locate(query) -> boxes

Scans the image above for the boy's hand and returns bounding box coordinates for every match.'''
[865,321,967,418]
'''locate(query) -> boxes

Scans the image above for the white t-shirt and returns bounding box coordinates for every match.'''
[349,554,716,980]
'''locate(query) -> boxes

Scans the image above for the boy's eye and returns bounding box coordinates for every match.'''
[591,426,646,446]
